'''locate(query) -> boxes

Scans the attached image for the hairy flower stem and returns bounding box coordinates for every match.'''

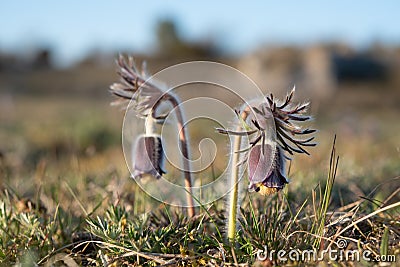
[227,107,250,241]
[145,115,156,136]
[153,94,196,217]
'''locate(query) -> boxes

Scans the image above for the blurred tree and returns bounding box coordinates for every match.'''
[157,20,181,53]
[31,48,52,70]
[155,19,218,59]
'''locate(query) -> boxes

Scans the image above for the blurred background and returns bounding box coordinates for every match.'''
[0,1,399,212]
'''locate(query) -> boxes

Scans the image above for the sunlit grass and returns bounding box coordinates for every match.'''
[0,96,399,265]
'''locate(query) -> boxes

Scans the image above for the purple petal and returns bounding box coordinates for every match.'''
[248,144,288,192]
[248,143,274,185]
[132,135,166,179]
[262,148,288,190]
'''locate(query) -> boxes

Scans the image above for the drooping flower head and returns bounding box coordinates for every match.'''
[110,56,168,180]
[132,135,166,180]
[218,87,315,195]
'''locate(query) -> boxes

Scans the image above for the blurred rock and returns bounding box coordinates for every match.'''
[238,45,337,101]
[303,45,336,99]
[238,43,397,101]
[238,46,303,97]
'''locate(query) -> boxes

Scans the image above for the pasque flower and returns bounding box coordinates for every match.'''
[109,55,196,217]
[219,87,316,241]
[131,113,166,180]
[247,88,315,194]
[219,87,316,194]
[132,135,166,180]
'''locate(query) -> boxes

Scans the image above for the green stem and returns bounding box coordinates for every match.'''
[227,108,249,241]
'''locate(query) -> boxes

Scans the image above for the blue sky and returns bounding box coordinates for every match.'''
[0,1,399,66]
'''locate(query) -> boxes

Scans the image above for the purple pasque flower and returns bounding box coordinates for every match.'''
[218,88,315,194]
[247,88,315,194]
[132,135,166,179]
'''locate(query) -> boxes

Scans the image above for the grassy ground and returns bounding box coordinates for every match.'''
[0,87,399,266]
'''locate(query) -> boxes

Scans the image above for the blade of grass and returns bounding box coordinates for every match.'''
[313,135,339,248]
[189,189,222,239]
[380,226,389,256]
[64,181,88,216]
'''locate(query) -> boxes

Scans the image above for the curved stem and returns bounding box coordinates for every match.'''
[227,107,250,241]
[153,94,195,217]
